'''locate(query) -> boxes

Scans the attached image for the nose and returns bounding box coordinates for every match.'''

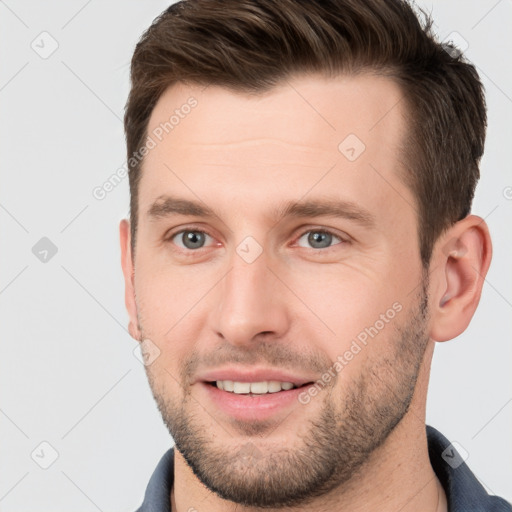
[210,249,290,346]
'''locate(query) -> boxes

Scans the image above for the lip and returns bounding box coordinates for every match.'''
[199,381,312,422]
[195,367,315,387]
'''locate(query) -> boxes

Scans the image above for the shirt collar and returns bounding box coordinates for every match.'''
[136,447,174,512]
[426,425,511,511]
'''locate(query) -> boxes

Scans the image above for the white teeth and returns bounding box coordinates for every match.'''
[233,382,251,394]
[250,382,268,394]
[215,380,297,394]
[267,381,283,393]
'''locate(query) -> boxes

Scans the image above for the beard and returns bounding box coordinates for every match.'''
[142,276,430,509]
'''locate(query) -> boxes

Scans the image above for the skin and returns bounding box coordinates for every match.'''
[120,73,491,512]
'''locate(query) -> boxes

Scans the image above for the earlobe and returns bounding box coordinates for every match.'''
[429,216,492,342]
[120,219,142,342]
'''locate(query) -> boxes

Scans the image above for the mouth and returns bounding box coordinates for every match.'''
[200,378,317,422]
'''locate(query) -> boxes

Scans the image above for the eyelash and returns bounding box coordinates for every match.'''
[166,226,349,253]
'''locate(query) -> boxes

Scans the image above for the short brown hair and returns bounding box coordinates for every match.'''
[124,0,487,267]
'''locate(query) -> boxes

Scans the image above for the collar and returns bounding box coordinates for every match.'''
[136,425,511,511]
[426,425,511,511]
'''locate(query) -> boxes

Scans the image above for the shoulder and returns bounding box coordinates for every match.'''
[426,425,512,512]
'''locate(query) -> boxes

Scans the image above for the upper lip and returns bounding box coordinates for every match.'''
[196,367,316,387]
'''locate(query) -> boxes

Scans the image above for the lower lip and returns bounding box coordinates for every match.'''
[200,382,310,422]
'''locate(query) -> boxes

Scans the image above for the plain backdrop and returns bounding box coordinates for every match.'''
[0,1,511,510]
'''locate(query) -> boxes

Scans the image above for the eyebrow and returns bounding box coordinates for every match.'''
[147,195,376,229]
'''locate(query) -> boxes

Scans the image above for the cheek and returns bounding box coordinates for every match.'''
[282,266,411,392]
[285,264,402,341]
[134,261,216,363]
[135,258,205,321]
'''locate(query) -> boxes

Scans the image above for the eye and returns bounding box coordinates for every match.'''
[296,229,343,249]
[171,230,214,250]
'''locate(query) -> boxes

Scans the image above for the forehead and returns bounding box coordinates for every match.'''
[139,73,413,228]
[146,72,406,153]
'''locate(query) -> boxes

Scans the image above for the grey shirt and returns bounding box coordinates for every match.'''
[136,425,512,511]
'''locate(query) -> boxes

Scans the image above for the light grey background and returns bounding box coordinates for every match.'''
[0,1,510,510]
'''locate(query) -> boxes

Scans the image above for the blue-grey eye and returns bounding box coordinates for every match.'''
[297,230,341,249]
[173,230,212,250]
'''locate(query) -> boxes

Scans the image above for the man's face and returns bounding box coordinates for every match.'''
[126,74,432,507]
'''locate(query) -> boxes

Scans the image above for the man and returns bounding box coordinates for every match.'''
[120,0,511,510]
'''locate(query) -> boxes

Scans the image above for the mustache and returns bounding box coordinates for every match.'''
[180,341,333,384]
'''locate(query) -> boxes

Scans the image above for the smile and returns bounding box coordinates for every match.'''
[211,380,300,394]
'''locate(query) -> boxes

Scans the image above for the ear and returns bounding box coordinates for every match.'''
[428,215,492,342]
[120,219,142,342]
